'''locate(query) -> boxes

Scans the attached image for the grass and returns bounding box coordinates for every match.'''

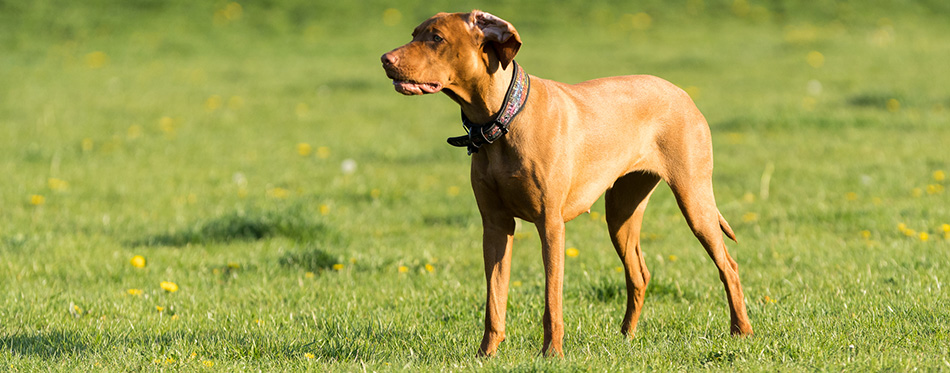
[2,0,949,370]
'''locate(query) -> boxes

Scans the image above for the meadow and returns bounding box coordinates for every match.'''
[2,0,949,370]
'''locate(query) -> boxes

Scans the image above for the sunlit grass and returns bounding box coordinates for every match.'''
[2,0,949,370]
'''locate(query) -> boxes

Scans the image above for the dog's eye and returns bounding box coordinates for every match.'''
[432,35,444,43]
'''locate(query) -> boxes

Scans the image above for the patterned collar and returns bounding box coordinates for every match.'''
[447,61,531,155]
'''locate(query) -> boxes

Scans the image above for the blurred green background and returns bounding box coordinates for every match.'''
[2,0,949,370]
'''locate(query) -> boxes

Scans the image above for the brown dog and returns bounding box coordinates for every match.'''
[381,10,753,357]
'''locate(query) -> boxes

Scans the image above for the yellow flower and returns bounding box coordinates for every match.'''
[886,98,900,113]
[84,51,109,69]
[806,51,824,68]
[30,194,45,206]
[297,143,313,156]
[397,266,409,273]
[370,189,381,199]
[319,204,330,215]
[304,271,315,278]
[897,223,907,233]
[845,192,858,201]
[859,230,871,239]
[512,281,522,287]
[942,224,950,233]
[382,8,402,26]
[203,360,214,367]
[911,188,923,197]
[589,211,601,221]
[565,247,579,257]
[919,232,929,242]
[903,228,917,237]
[81,138,94,152]
[742,212,758,222]
[446,185,460,197]
[304,352,315,360]
[424,264,434,272]
[668,255,678,262]
[332,263,344,271]
[935,170,946,182]
[156,306,164,312]
[267,187,289,199]
[160,281,179,293]
[615,266,624,272]
[316,146,331,159]
[227,95,244,110]
[127,288,143,296]
[48,178,69,191]
[204,95,222,112]
[762,295,777,304]
[927,184,944,194]
[130,255,146,268]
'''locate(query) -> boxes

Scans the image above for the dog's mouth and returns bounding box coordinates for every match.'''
[392,80,443,95]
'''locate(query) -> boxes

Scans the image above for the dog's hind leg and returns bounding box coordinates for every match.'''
[668,175,753,336]
[605,171,662,338]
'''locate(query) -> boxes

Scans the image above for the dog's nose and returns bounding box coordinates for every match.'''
[381,52,398,66]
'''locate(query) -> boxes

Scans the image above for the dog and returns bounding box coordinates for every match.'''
[381,10,753,357]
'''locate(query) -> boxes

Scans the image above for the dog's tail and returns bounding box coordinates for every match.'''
[719,212,737,243]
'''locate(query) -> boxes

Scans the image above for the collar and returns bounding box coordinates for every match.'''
[447,61,531,155]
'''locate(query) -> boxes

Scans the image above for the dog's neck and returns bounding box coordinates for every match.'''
[446,62,516,124]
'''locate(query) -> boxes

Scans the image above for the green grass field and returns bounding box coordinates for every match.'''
[2,0,949,370]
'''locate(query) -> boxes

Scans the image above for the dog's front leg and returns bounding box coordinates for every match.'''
[477,213,515,357]
[537,215,566,357]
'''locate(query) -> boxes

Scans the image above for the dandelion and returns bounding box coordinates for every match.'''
[305,271,315,278]
[304,352,315,360]
[942,224,950,233]
[332,263,344,271]
[806,51,825,68]
[589,211,601,221]
[316,146,331,159]
[370,189,381,199]
[845,192,858,201]
[886,98,901,113]
[160,281,179,293]
[69,302,83,317]
[903,228,917,237]
[127,289,143,296]
[319,204,330,215]
[762,295,777,304]
[267,187,289,199]
[447,185,460,197]
[48,178,69,191]
[297,143,313,156]
[84,51,109,69]
[615,266,624,272]
[397,266,409,273]
[204,95,222,112]
[29,194,45,206]
[565,247,580,257]
[382,8,402,26]
[919,232,929,241]
[255,319,263,326]
[127,124,143,139]
[227,96,244,110]
[684,86,701,99]
[424,264,434,273]
[81,138,94,152]
[512,281,522,287]
[927,184,944,194]
[159,117,176,137]
[203,360,214,367]
[860,230,871,239]
[156,306,165,312]
[911,188,922,197]
[668,255,678,262]
[934,170,946,182]
[742,212,758,222]
[897,222,907,232]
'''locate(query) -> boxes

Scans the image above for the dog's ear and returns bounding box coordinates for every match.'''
[471,10,521,69]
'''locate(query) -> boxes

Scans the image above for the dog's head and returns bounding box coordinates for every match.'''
[380,10,522,96]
